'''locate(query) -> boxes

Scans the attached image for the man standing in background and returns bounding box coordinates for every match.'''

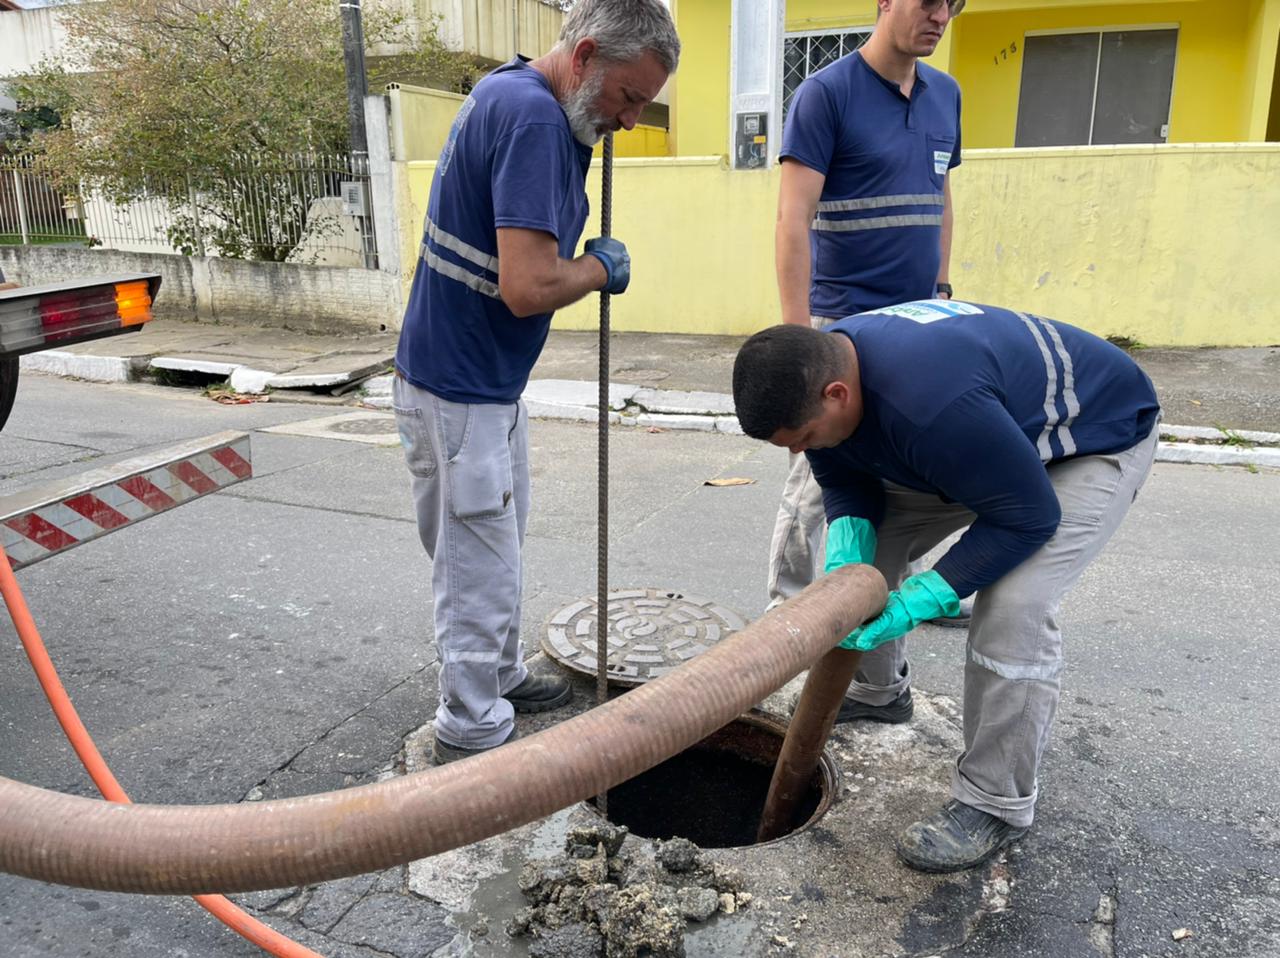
[768,0,965,724]
[392,0,679,765]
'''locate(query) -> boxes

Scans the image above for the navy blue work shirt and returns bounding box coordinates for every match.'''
[808,301,1160,598]
[396,58,594,404]
[781,53,962,318]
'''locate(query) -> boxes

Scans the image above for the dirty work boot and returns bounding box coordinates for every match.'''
[927,594,975,629]
[505,671,572,713]
[896,800,1028,873]
[432,728,516,766]
[835,688,913,725]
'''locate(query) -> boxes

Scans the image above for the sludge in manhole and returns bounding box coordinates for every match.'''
[597,713,837,848]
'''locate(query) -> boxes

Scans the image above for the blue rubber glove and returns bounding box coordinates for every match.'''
[585,237,631,294]
[841,570,960,651]
[824,516,877,572]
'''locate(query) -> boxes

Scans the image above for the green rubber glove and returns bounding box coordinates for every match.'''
[824,516,878,572]
[840,570,960,651]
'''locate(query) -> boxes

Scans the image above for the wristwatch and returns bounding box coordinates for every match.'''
[936,282,953,298]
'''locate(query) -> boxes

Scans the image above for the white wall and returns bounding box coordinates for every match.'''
[0,8,72,77]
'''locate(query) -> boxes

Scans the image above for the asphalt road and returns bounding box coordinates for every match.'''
[1,373,1277,957]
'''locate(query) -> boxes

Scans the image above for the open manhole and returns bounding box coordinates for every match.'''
[594,712,839,848]
[543,589,746,686]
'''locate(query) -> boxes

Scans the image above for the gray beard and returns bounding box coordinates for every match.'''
[561,70,608,146]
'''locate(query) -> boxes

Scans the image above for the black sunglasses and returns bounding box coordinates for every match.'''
[920,0,966,14]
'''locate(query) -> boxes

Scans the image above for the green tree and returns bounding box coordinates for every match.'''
[16,0,478,260]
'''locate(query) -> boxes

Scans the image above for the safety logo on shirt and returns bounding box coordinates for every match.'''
[863,300,985,324]
[439,96,477,178]
[933,150,951,175]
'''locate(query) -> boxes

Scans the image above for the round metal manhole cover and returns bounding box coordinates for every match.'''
[542,589,746,686]
[328,417,398,436]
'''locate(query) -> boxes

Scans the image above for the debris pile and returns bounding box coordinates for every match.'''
[507,824,753,958]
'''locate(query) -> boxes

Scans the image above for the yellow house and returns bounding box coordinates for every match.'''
[394,0,1280,345]
[671,0,1280,156]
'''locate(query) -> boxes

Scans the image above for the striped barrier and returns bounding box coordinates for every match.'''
[1,431,251,569]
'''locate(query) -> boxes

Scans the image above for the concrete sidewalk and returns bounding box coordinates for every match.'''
[20,316,1280,469]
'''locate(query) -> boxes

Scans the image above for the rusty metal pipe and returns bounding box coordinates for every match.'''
[0,565,886,896]
[756,647,864,842]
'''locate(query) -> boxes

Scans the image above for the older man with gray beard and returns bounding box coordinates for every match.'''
[392,0,679,765]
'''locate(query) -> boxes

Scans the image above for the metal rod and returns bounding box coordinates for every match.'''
[757,646,864,843]
[0,566,887,896]
[595,132,614,815]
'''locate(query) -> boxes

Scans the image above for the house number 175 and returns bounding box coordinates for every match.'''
[993,40,1018,66]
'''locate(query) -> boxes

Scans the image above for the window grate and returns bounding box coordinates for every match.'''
[782,29,874,121]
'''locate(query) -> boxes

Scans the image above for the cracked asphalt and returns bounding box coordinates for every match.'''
[0,371,1277,957]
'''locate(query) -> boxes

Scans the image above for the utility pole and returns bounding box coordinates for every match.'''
[339,0,369,158]
[339,0,377,268]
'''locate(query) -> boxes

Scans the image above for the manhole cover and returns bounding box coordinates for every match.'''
[542,589,746,686]
[260,413,400,446]
[329,417,398,435]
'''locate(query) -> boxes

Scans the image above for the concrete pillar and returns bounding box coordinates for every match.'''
[728,0,784,170]
[364,92,401,284]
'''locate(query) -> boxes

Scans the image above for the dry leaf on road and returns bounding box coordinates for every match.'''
[704,477,755,487]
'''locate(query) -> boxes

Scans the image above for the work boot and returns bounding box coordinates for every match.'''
[431,727,517,766]
[834,688,913,725]
[927,594,974,629]
[505,671,572,713]
[895,799,1028,873]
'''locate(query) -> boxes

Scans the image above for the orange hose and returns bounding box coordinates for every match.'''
[0,547,324,958]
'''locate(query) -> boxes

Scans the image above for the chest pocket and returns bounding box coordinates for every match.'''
[926,135,955,188]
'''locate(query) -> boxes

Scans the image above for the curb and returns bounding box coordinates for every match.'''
[26,360,1280,472]
[20,351,143,383]
[21,346,392,393]
[366,377,1280,466]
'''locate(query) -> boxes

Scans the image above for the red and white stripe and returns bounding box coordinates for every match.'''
[2,433,251,569]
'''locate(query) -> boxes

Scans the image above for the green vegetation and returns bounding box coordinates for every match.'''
[10,0,477,260]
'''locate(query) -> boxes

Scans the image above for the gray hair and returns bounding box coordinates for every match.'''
[557,0,681,74]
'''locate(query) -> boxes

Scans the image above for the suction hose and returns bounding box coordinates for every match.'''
[0,543,324,957]
[0,564,886,896]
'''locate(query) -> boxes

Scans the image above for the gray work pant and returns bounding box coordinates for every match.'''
[858,427,1158,827]
[392,377,531,749]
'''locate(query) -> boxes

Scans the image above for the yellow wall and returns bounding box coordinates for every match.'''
[400,144,1280,346]
[784,1,873,31]
[594,124,671,159]
[951,144,1280,346]
[951,2,1255,147]
[387,84,468,162]
[670,0,731,157]
[671,2,1280,153]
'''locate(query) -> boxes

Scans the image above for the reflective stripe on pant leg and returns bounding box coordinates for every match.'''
[952,428,1159,827]
[431,396,523,749]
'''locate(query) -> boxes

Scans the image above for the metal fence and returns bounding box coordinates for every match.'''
[0,152,377,267]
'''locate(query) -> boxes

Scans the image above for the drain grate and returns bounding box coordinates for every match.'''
[542,589,746,686]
